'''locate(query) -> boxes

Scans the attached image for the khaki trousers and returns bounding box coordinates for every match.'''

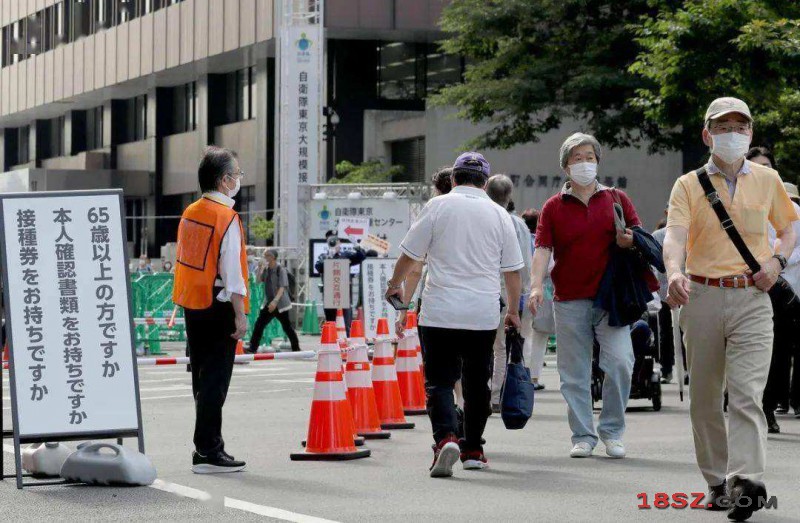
[680,281,773,486]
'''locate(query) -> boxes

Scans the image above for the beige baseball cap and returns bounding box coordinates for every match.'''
[784,182,799,202]
[704,97,752,124]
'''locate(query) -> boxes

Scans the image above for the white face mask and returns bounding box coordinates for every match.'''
[568,162,598,187]
[225,175,241,198]
[711,132,751,164]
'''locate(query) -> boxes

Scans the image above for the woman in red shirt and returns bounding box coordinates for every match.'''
[528,133,639,460]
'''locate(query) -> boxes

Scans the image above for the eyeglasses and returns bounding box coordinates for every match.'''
[227,170,245,180]
[709,123,751,134]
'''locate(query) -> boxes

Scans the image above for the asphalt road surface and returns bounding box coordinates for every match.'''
[2,337,799,522]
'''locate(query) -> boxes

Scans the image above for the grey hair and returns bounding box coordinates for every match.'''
[486,174,515,209]
[559,132,602,169]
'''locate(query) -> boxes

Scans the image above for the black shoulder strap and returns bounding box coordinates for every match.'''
[695,166,761,273]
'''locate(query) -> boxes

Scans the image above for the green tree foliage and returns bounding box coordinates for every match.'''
[631,0,800,180]
[250,215,275,241]
[433,0,677,150]
[329,160,405,184]
[436,0,800,181]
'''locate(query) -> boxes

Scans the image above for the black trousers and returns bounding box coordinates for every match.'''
[419,325,496,450]
[763,299,798,412]
[657,302,686,374]
[249,306,301,351]
[323,307,351,336]
[185,296,237,456]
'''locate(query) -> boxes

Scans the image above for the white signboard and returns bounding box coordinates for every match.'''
[361,259,398,339]
[0,191,141,438]
[278,19,323,248]
[309,198,410,256]
[323,259,351,309]
[337,216,370,243]
[310,240,360,278]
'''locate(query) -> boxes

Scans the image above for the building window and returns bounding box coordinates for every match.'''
[1,20,26,67]
[377,42,463,101]
[72,0,92,41]
[17,126,31,166]
[223,67,257,124]
[170,81,197,135]
[378,42,423,100]
[39,116,66,160]
[390,137,425,183]
[87,106,104,150]
[234,186,255,244]
[26,13,42,57]
[117,0,138,24]
[118,94,147,143]
[94,0,115,32]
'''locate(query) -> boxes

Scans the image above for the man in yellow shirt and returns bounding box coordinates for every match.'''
[663,97,797,521]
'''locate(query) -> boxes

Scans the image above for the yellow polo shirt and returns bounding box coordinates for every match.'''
[667,160,798,278]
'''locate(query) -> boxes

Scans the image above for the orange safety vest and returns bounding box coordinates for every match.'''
[173,196,250,313]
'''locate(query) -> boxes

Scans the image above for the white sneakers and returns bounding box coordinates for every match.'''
[429,441,460,478]
[570,440,626,459]
[570,442,593,458]
[602,439,626,459]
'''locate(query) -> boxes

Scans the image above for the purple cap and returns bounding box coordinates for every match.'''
[453,152,490,177]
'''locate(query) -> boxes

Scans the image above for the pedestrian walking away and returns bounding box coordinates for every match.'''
[173,146,250,474]
[386,151,524,479]
[248,249,302,353]
[663,97,798,521]
[485,174,533,411]
[529,132,644,461]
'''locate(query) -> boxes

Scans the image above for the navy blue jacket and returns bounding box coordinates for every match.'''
[594,226,664,327]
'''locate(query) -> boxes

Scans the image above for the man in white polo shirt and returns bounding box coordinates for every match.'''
[386,152,524,478]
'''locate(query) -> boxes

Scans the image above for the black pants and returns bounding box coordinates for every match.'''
[249,306,301,352]
[185,296,237,456]
[763,300,798,412]
[419,326,496,450]
[657,302,686,375]
[324,307,351,336]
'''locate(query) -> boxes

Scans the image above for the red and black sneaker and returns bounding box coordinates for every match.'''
[429,434,460,478]
[461,447,488,470]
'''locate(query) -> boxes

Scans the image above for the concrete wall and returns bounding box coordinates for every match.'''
[363,110,426,162]
[0,0,275,119]
[117,139,156,172]
[423,106,682,229]
[162,130,201,195]
[40,151,110,170]
[0,168,151,196]
[214,119,258,188]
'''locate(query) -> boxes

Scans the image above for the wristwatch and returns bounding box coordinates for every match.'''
[772,254,788,271]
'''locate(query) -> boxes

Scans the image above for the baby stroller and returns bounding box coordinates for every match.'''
[591,318,662,411]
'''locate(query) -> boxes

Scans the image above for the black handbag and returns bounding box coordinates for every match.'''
[500,328,535,430]
[695,166,800,312]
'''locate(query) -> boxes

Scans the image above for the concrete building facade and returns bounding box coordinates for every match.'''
[0,0,681,257]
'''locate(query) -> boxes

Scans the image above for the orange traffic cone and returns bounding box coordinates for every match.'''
[345,321,390,439]
[406,312,427,401]
[335,309,347,342]
[372,319,415,430]
[2,344,8,362]
[291,323,371,461]
[397,315,427,416]
[234,339,249,364]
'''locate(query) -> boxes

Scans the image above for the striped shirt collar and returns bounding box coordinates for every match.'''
[560,181,610,198]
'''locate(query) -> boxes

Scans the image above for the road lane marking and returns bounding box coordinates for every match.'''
[225,497,340,523]
[141,389,293,401]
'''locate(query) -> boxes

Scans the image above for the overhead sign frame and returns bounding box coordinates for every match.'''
[0,190,145,489]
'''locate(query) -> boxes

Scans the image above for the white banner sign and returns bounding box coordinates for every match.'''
[323,259,351,309]
[278,20,323,248]
[0,191,141,437]
[337,216,370,244]
[309,198,410,257]
[361,259,398,339]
